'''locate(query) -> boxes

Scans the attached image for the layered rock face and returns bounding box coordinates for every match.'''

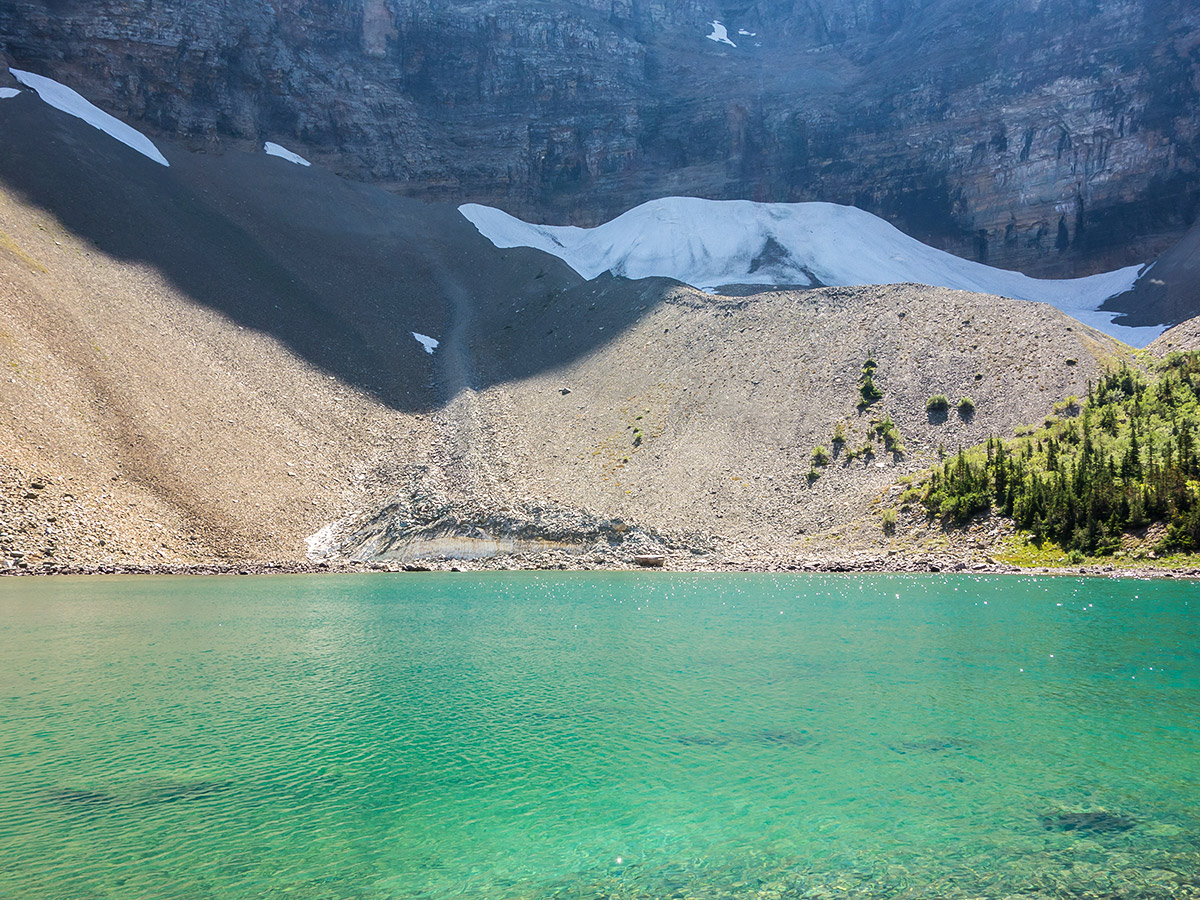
[1,0,1197,275]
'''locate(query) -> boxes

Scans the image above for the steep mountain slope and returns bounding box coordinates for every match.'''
[0,109,424,566]
[1,0,1197,277]
[0,89,1134,570]
[0,90,577,566]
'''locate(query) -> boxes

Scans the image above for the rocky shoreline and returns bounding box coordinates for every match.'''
[5,552,1197,580]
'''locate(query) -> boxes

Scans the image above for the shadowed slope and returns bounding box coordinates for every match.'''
[0,94,652,414]
[0,93,666,563]
[0,177,425,563]
[1104,216,1200,329]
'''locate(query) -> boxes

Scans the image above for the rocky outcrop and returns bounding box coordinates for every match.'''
[1,0,1197,275]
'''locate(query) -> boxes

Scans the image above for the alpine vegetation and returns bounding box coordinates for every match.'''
[920,353,1200,555]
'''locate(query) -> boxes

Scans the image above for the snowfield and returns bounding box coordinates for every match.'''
[0,87,21,99]
[412,332,439,354]
[460,197,1159,346]
[9,68,169,166]
[706,21,736,46]
[264,141,311,167]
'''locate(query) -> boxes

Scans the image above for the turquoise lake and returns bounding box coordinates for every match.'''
[0,573,1197,899]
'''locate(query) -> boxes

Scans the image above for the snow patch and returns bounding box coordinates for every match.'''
[737,29,757,36]
[8,68,169,166]
[0,87,21,99]
[706,21,736,46]
[264,141,311,167]
[459,197,1161,346]
[305,523,337,560]
[412,332,439,354]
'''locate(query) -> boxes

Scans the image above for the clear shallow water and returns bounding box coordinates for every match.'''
[0,573,1197,900]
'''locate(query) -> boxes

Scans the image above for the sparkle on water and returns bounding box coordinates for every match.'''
[0,573,1196,900]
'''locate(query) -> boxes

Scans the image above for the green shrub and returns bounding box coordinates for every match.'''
[881,508,897,535]
[806,468,821,484]
[858,375,883,409]
[812,446,830,466]
[871,414,903,452]
[957,396,975,416]
[926,394,949,413]
[858,357,883,409]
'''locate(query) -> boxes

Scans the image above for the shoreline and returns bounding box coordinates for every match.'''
[4,555,1198,580]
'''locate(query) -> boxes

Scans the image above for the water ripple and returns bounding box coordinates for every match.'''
[0,573,1197,899]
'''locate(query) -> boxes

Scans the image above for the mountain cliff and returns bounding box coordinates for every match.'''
[2,0,1197,276]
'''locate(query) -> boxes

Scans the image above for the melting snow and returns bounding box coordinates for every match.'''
[0,87,20,99]
[459,197,1160,346]
[412,332,439,354]
[264,141,311,167]
[738,29,757,36]
[706,21,736,46]
[8,68,169,166]
[304,523,337,560]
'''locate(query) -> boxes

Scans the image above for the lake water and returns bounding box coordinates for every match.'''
[0,573,1197,900]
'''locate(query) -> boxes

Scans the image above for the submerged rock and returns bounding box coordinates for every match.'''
[139,780,231,805]
[889,737,967,754]
[673,734,729,747]
[1039,809,1138,834]
[47,780,232,809]
[754,729,818,748]
[45,787,114,806]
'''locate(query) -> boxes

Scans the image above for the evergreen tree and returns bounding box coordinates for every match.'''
[921,352,1200,555]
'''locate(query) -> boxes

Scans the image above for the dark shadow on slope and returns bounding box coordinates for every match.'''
[713,282,818,297]
[0,96,661,413]
[1101,215,1200,329]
